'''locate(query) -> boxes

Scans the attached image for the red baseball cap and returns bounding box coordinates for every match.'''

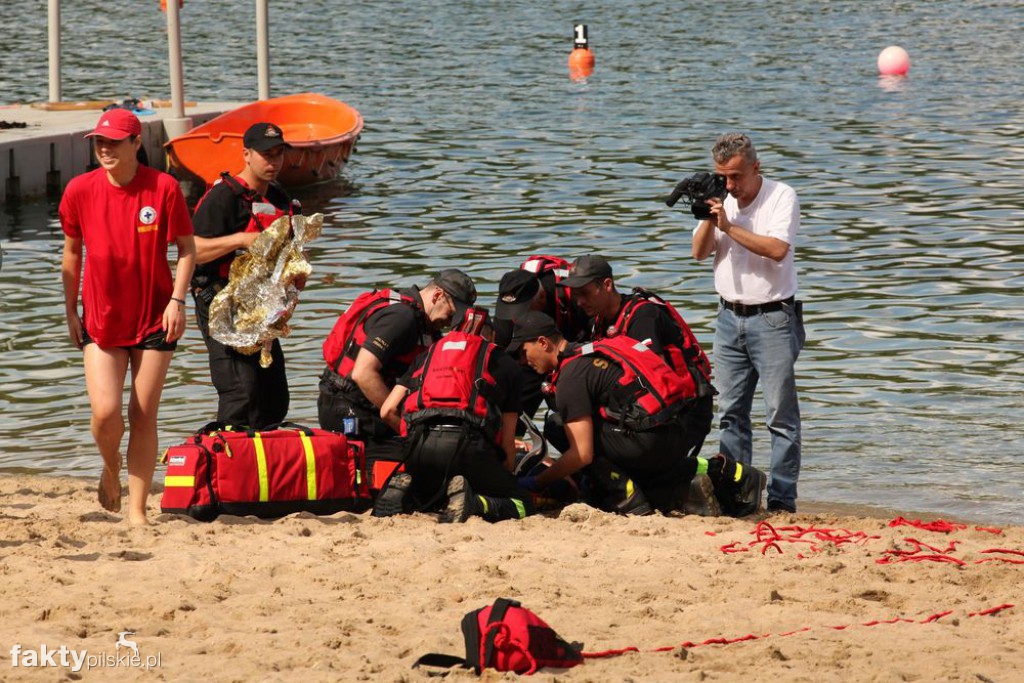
[85,108,142,140]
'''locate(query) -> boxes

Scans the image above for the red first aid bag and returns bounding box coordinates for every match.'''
[414,598,584,675]
[160,422,372,520]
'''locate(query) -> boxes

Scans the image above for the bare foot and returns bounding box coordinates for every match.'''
[127,513,150,527]
[98,466,122,513]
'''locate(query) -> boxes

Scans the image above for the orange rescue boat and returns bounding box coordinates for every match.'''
[165,92,363,188]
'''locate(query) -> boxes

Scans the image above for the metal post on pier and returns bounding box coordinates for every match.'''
[256,0,271,100]
[163,0,192,141]
[47,0,61,102]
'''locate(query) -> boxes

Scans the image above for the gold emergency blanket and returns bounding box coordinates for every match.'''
[208,212,324,367]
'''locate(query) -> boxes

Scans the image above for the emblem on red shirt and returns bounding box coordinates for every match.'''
[139,206,157,224]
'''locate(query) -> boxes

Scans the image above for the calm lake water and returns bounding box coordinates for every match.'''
[1,1,1021,524]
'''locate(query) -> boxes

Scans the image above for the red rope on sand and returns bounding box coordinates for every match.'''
[903,537,959,554]
[920,610,954,623]
[877,553,967,566]
[974,526,1004,534]
[723,519,1023,570]
[975,548,1024,565]
[581,604,1014,661]
[582,646,639,658]
[861,616,916,627]
[731,522,1019,568]
[975,558,1024,565]
[888,517,967,533]
[725,521,882,557]
[979,548,1024,557]
[778,627,812,637]
[969,604,1014,617]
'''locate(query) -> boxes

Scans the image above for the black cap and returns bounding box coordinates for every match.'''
[495,270,540,321]
[562,254,613,288]
[243,122,292,153]
[506,311,559,354]
[492,318,513,349]
[432,268,477,322]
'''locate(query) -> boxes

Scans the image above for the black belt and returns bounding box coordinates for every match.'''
[320,367,360,394]
[192,281,225,306]
[721,296,794,316]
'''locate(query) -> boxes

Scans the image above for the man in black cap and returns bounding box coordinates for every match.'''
[562,254,716,458]
[190,122,298,428]
[492,269,548,427]
[493,270,542,346]
[507,312,765,517]
[493,266,590,422]
[318,269,477,462]
[499,257,589,344]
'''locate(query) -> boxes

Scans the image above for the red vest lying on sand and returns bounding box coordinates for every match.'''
[160,422,372,520]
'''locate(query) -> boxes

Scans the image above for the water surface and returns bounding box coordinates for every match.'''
[1,1,1022,523]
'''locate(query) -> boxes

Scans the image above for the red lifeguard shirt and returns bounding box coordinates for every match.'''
[60,165,193,347]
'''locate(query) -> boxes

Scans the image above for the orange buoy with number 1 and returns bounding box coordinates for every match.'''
[568,24,594,80]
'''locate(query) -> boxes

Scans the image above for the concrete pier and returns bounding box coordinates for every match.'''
[0,102,240,204]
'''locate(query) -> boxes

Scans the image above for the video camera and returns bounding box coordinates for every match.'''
[665,172,727,220]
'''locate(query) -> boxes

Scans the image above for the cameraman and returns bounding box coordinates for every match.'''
[690,133,805,514]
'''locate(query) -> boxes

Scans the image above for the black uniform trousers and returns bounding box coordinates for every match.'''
[544,413,699,514]
[193,286,289,429]
[403,425,533,516]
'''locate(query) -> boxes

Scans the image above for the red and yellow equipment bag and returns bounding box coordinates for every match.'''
[160,422,372,520]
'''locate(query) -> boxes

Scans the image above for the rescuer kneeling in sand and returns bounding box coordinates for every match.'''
[508,312,765,517]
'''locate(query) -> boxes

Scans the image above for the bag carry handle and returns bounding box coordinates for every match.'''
[195,421,248,436]
[482,598,518,672]
[251,421,316,436]
[411,653,471,675]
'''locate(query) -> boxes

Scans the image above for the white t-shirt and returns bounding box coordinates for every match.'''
[699,176,800,304]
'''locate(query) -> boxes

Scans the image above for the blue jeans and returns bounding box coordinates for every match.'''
[714,300,804,509]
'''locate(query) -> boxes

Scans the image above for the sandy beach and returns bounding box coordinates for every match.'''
[1,473,1020,682]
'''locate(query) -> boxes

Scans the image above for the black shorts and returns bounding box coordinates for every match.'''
[82,325,177,352]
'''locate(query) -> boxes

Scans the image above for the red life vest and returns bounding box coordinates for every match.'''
[210,173,294,280]
[554,336,695,432]
[595,287,714,396]
[218,172,292,233]
[520,255,573,329]
[322,289,430,381]
[400,331,504,443]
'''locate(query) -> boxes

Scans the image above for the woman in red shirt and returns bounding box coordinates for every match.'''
[60,109,196,525]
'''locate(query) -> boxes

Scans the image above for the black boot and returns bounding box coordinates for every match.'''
[679,474,722,517]
[706,455,767,517]
[441,476,530,523]
[585,459,653,516]
[372,472,412,517]
[729,462,767,517]
[614,483,654,516]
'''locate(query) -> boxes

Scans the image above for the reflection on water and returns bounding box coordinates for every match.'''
[1,0,1022,523]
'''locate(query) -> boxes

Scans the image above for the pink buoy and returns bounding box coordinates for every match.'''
[877,46,910,76]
